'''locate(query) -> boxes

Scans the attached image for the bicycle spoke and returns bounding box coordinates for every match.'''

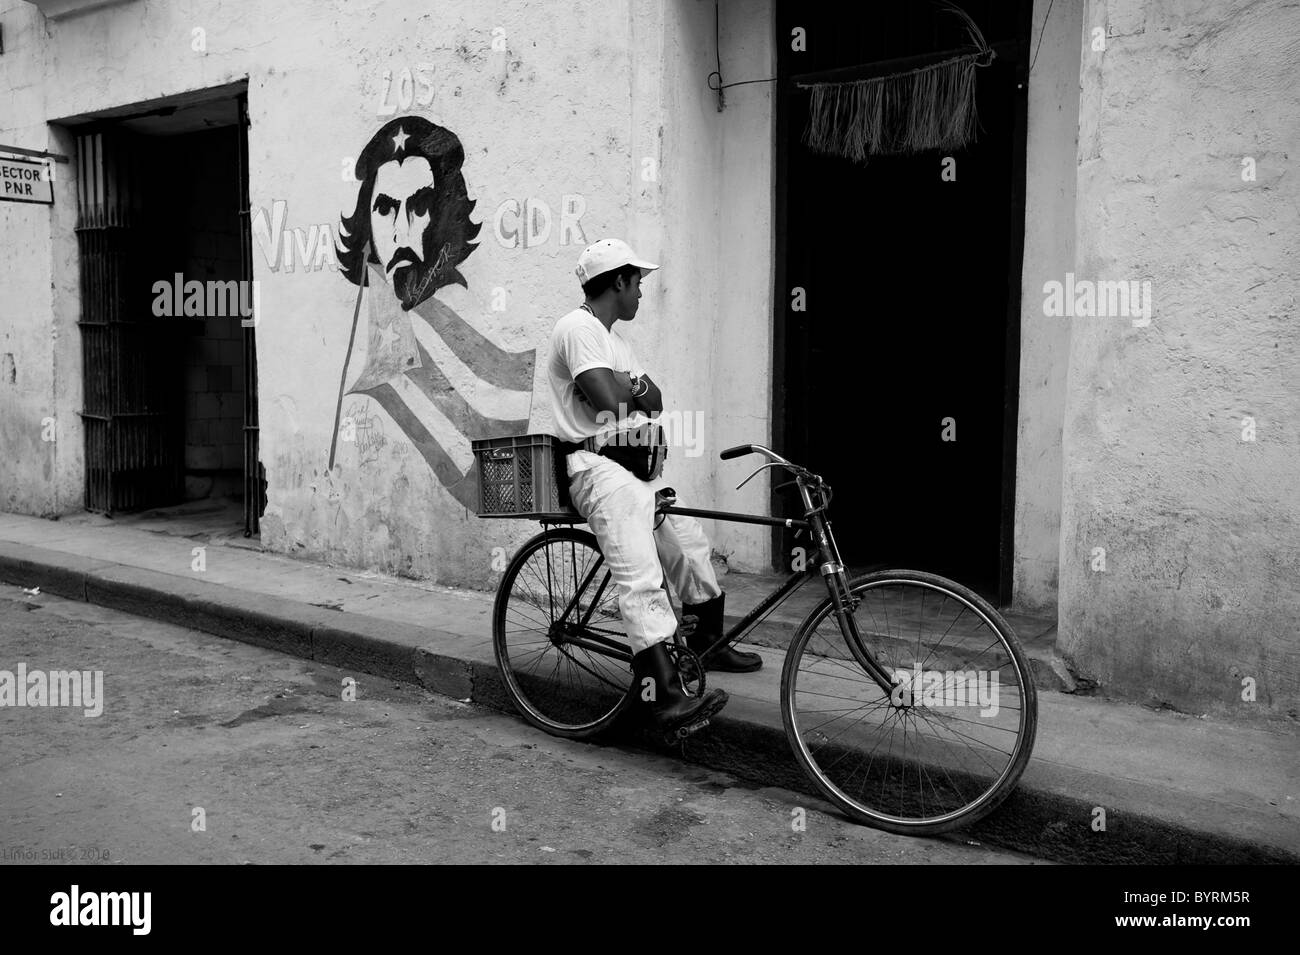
[558,644,630,693]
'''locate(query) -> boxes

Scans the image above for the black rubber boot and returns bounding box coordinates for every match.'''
[632,640,728,737]
[683,593,762,673]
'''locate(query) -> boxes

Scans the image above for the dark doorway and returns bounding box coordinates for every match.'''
[773,0,1031,603]
[72,86,263,533]
[147,125,248,510]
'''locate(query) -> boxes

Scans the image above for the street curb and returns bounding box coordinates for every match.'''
[1,544,1295,865]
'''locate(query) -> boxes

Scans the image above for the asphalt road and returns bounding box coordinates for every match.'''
[0,590,1042,865]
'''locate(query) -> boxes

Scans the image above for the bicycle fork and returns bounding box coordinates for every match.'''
[800,486,898,699]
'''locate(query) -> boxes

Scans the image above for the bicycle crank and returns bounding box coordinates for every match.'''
[662,643,706,698]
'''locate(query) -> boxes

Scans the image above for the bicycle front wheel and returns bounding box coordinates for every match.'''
[493,526,635,740]
[781,570,1037,835]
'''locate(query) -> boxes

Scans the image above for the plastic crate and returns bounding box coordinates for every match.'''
[471,433,580,520]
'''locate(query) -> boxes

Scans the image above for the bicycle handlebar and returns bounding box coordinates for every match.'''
[720,443,795,468]
[722,442,828,497]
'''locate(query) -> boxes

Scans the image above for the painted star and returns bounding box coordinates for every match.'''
[392,126,409,154]
[377,322,399,350]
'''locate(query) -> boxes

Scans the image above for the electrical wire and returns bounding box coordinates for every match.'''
[709,0,776,109]
[708,75,778,92]
[1029,0,1055,75]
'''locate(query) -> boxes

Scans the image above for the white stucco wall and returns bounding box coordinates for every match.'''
[655,0,776,575]
[1061,0,1300,716]
[710,0,776,573]
[242,0,668,585]
[1012,0,1082,613]
[0,1,83,517]
[3,0,777,587]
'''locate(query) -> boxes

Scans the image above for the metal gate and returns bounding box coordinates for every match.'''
[76,129,183,513]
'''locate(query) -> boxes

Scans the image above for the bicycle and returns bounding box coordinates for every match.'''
[490,443,1038,835]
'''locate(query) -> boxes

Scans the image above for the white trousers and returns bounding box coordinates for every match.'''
[568,452,722,655]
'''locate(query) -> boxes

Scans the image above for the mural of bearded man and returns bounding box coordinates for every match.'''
[332,117,535,509]
[337,116,480,309]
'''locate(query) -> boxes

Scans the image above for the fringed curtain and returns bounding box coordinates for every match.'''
[797,3,995,164]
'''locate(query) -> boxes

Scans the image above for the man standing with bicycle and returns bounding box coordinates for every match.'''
[547,239,762,737]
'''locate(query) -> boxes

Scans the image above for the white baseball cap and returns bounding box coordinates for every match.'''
[575,238,659,286]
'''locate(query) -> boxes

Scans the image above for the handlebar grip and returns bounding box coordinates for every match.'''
[720,444,753,461]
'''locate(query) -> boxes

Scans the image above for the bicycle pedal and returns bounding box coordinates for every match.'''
[672,717,710,741]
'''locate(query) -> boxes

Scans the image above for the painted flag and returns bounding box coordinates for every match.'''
[346,263,535,509]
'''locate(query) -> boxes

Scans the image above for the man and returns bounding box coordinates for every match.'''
[547,239,762,735]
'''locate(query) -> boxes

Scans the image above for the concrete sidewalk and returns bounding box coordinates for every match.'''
[1,510,1296,864]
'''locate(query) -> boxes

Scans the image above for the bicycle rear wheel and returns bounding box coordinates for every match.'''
[781,569,1037,835]
[492,526,634,739]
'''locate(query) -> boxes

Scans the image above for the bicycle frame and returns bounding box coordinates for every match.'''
[542,532,634,666]
[538,474,898,697]
[662,482,896,696]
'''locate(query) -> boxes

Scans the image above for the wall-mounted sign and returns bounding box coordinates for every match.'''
[0,156,54,205]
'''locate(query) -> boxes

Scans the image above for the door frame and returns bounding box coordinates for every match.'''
[769,0,1033,607]
[63,81,258,519]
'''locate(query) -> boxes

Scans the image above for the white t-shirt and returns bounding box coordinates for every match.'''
[548,307,650,473]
